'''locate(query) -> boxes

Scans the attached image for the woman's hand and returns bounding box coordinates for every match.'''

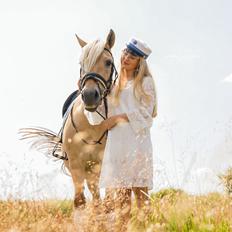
[101,114,129,131]
[101,116,118,130]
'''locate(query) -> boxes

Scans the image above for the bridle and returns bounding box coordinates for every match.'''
[71,47,118,144]
[78,48,118,99]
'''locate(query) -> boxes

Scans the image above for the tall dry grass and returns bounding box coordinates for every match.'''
[0,200,74,232]
[0,189,231,232]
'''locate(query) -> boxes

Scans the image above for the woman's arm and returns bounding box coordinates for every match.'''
[101,113,129,130]
[101,77,157,132]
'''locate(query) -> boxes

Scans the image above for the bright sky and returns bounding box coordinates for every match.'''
[0,0,232,199]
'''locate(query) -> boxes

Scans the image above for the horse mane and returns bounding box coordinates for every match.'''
[79,39,106,72]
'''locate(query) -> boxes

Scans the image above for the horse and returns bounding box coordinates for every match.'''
[19,29,117,209]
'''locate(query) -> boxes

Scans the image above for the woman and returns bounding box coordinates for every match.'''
[99,38,157,228]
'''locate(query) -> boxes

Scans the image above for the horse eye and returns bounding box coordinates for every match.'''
[105,60,112,67]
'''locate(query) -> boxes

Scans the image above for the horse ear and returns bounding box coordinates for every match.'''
[106,29,115,49]
[75,34,87,48]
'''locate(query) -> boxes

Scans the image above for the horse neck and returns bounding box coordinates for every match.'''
[72,100,104,133]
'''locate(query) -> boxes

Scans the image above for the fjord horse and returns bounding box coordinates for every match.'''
[63,30,117,208]
[20,30,117,209]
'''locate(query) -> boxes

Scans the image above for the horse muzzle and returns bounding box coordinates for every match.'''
[81,88,101,112]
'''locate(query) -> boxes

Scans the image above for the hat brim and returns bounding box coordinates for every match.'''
[126,43,148,58]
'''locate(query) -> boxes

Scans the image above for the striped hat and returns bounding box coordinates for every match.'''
[126,38,152,59]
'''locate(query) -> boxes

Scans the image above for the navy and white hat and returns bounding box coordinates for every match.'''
[126,38,152,59]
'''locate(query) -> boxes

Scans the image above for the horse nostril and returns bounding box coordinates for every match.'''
[95,90,100,99]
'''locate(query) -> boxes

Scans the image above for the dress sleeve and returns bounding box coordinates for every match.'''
[126,77,157,134]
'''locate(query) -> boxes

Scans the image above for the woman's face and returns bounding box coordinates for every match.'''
[121,48,140,71]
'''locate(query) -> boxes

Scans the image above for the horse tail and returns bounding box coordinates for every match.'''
[18,127,67,161]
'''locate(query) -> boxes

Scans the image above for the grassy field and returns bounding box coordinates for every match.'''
[0,189,231,232]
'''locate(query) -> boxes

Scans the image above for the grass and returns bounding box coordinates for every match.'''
[0,199,74,232]
[0,190,231,232]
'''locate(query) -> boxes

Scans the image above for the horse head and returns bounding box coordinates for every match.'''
[76,29,117,112]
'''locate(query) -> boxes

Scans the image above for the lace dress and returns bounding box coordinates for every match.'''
[84,77,156,190]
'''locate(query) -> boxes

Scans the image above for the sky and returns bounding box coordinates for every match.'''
[0,0,232,199]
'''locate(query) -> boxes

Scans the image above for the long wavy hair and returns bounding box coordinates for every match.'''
[113,56,157,117]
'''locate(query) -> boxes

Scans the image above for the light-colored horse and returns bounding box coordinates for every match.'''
[63,30,116,208]
[20,29,117,209]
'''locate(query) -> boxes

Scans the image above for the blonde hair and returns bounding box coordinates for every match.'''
[113,57,157,117]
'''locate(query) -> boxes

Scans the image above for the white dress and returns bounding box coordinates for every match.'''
[84,77,156,190]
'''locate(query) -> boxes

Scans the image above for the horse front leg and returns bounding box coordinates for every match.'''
[74,184,86,208]
[70,169,86,208]
[64,160,86,208]
[70,170,88,232]
[86,178,100,206]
